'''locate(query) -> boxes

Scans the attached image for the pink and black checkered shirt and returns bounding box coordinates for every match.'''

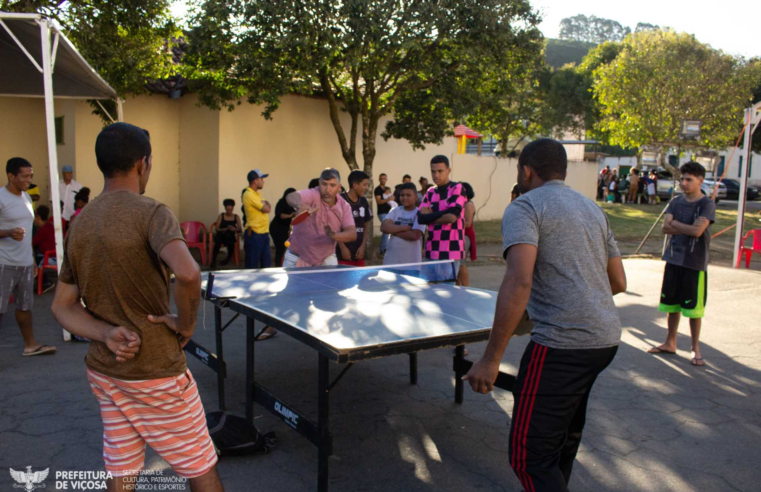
[420,181,467,260]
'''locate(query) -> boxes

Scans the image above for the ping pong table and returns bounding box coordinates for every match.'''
[184,261,519,491]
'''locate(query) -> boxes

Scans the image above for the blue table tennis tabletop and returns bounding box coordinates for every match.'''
[201,262,499,360]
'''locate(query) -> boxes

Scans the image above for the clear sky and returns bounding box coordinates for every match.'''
[171,0,760,58]
[533,0,761,58]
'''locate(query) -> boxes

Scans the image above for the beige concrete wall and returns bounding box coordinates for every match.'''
[217,94,599,228]
[4,93,599,228]
[55,99,77,188]
[179,94,220,226]
[73,95,182,216]
[73,100,104,197]
[0,97,51,204]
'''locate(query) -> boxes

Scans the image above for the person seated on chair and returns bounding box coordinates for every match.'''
[211,199,243,269]
[33,205,56,267]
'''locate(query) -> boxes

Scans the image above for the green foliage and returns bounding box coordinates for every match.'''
[544,38,596,68]
[184,0,542,173]
[593,30,759,152]
[1,0,179,97]
[635,22,659,33]
[559,14,630,44]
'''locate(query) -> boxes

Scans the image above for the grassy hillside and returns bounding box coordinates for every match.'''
[545,38,596,68]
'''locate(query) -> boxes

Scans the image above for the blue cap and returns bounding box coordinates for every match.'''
[62,165,73,173]
[247,169,269,182]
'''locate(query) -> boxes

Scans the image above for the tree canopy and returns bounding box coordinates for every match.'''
[2,0,179,97]
[593,30,760,156]
[184,0,542,173]
[559,14,630,44]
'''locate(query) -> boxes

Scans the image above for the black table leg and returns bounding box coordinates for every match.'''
[317,353,330,492]
[454,345,465,404]
[409,352,418,385]
[246,317,255,424]
[215,305,225,411]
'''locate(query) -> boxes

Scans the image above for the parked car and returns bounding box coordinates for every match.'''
[655,169,726,203]
[720,179,760,201]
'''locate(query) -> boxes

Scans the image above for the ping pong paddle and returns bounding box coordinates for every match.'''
[292,208,318,225]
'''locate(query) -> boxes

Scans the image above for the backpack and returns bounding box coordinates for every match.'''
[205,411,276,457]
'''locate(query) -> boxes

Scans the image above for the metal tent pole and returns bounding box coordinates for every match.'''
[733,105,758,268]
[40,18,69,340]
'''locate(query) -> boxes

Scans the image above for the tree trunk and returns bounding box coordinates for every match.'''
[361,111,381,260]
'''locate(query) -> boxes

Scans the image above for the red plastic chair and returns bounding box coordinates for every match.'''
[181,221,208,266]
[736,229,761,269]
[37,250,58,294]
[208,222,241,267]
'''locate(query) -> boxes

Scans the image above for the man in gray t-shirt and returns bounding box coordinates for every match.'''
[463,139,626,492]
[0,158,56,358]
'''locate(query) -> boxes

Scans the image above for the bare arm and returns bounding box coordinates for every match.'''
[375,194,392,206]
[286,192,302,208]
[662,213,709,237]
[463,244,537,394]
[52,282,141,362]
[670,218,709,237]
[262,201,272,214]
[215,213,223,230]
[381,219,412,234]
[395,230,423,242]
[147,240,201,340]
[235,215,243,233]
[328,226,357,243]
[464,202,476,228]
[607,256,627,295]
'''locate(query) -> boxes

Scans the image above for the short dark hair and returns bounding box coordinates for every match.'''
[379,173,387,178]
[461,182,475,200]
[399,182,417,193]
[631,168,639,175]
[37,205,50,221]
[431,155,450,168]
[6,157,31,176]
[95,123,151,178]
[348,170,369,187]
[403,174,411,180]
[518,138,567,181]
[308,178,320,189]
[680,161,705,179]
[74,187,91,204]
[223,198,235,207]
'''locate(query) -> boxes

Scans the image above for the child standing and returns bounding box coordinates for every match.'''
[648,162,715,366]
[381,183,426,265]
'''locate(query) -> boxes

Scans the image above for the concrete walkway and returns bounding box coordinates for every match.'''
[1,259,759,491]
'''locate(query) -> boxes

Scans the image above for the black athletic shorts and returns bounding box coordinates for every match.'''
[658,263,707,318]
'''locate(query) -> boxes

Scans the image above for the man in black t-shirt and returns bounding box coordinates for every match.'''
[374,173,392,254]
[339,170,374,266]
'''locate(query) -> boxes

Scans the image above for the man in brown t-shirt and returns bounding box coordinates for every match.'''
[52,123,224,491]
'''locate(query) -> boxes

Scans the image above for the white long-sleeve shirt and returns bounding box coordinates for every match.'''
[59,179,82,221]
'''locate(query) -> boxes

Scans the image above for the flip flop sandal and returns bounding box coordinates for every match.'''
[691,357,705,366]
[647,347,676,354]
[23,345,57,357]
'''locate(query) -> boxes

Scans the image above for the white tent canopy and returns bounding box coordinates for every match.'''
[1,12,120,340]
[0,13,117,100]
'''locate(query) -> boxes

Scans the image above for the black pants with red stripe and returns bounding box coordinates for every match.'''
[509,340,618,492]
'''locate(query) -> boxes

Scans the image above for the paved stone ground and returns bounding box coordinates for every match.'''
[1,259,760,492]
